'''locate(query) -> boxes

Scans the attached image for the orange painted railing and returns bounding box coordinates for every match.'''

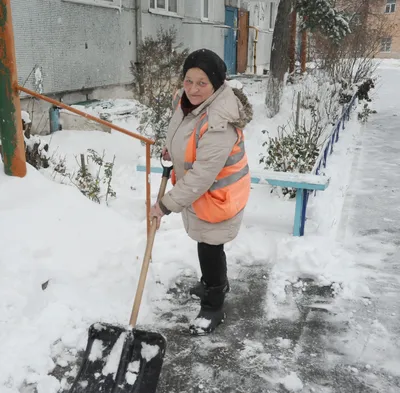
[17,85,155,234]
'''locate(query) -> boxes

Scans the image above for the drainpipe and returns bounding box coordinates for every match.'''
[135,0,143,96]
[135,0,142,53]
[249,26,259,75]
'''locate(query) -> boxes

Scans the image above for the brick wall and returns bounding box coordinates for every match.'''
[11,0,137,96]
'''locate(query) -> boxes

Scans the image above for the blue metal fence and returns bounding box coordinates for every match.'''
[312,94,358,175]
[298,93,358,233]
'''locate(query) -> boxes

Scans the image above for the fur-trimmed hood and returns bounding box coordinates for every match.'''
[206,83,253,130]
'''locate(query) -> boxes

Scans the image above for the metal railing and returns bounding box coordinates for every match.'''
[312,94,358,175]
[17,85,155,234]
[299,93,358,232]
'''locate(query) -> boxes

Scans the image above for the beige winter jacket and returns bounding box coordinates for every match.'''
[161,82,253,245]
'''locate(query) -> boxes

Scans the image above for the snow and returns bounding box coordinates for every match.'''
[280,372,304,391]
[125,361,140,385]
[102,333,126,377]
[1,59,400,392]
[251,169,330,186]
[191,317,211,329]
[36,376,61,393]
[141,342,160,362]
[21,110,31,124]
[276,338,292,349]
[88,340,104,362]
[226,79,243,89]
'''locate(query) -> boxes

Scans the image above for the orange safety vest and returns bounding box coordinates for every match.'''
[170,91,250,223]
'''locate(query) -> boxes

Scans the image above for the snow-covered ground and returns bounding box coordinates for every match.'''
[1,60,399,393]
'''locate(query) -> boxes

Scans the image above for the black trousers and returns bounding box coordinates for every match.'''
[197,242,227,287]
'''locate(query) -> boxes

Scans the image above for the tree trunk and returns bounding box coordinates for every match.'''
[265,0,295,118]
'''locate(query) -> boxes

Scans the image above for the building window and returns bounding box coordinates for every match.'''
[150,0,177,13]
[269,2,275,29]
[202,0,209,20]
[385,0,396,13]
[381,37,392,52]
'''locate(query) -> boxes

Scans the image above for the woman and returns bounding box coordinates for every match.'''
[150,48,253,335]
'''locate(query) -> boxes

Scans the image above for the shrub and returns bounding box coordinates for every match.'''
[130,27,189,156]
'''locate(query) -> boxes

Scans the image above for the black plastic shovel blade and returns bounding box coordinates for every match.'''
[69,322,166,393]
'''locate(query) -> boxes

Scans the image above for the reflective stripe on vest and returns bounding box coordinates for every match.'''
[183,113,250,223]
[209,164,249,191]
[184,115,249,191]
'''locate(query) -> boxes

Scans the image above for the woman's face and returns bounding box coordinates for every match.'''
[183,68,214,106]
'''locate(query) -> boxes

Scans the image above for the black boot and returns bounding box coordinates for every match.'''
[189,282,228,335]
[189,278,231,300]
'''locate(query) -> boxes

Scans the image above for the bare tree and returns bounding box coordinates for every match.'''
[311,0,396,85]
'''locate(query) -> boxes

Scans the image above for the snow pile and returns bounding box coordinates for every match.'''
[62,99,144,123]
[0,166,152,391]
[266,235,371,319]
[280,372,304,391]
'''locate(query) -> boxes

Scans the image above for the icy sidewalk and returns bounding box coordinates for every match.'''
[285,68,400,392]
[329,66,400,390]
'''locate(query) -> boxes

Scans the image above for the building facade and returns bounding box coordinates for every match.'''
[377,0,400,58]
[10,0,277,132]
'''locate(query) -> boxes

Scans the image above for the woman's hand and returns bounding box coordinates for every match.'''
[150,202,165,230]
[162,146,171,161]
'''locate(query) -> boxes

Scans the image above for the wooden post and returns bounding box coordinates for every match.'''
[289,9,297,74]
[0,0,27,177]
[300,22,307,74]
[80,154,86,176]
[295,91,301,130]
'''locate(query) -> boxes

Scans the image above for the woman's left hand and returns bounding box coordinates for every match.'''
[150,202,165,230]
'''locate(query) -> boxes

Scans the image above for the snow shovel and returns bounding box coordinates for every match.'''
[69,160,172,393]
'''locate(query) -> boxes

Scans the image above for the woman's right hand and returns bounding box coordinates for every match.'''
[162,146,171,161]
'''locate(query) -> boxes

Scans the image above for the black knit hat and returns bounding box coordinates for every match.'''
[183,48,227,91]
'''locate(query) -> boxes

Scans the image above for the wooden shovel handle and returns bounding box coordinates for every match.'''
[129,168,171,327]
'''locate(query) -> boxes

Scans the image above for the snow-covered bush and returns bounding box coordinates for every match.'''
[0,110,49,170]
[260,122,319,198]
[130,27,189,157]
[20,111,116,205]
[20,110,50,170]
[72,149,116,205]
[25,135,50,170]
[260,74,343,197]
[358,103,377,124]
[299,74,342,127]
